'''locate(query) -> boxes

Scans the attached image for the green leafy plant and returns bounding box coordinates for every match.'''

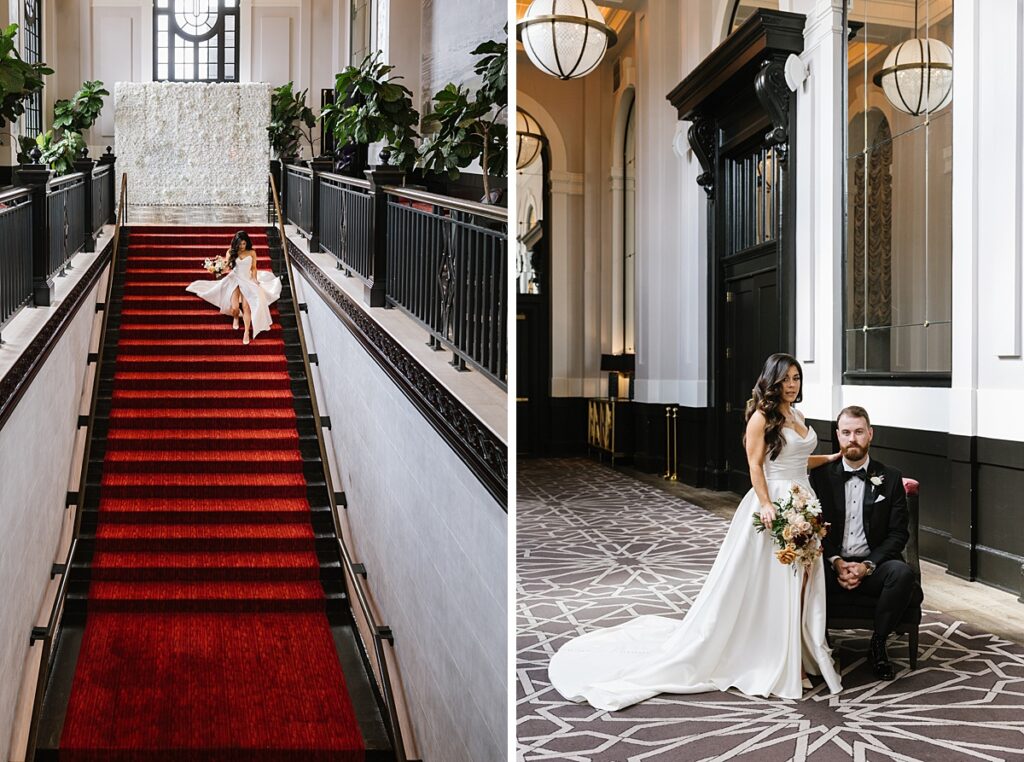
[0,23,53,153]
[268,82,317,159]
[418,31,508,201]
[36,79,108,174]
[34,128,84,175]
[321,53,420,172]
[52,79,108,134]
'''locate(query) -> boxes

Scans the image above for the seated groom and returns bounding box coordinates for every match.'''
[809,406,923,681]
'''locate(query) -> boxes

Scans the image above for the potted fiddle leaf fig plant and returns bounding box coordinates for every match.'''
[268,82,317,160]
[322,53,420,173]
[36,79,108,174]
[0,23,53,177]
[418,32,507,202]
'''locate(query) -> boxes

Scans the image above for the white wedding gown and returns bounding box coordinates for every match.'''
[185,252,282,338]
[549,422,843,710]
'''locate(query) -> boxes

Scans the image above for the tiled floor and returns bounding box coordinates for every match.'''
[126,205,268,226]
[518,458,1024,761]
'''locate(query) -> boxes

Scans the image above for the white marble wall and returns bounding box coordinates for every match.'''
[0,276,100,762]
[295,271,507,762]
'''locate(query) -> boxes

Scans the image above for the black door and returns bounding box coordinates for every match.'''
[722,262,780,492]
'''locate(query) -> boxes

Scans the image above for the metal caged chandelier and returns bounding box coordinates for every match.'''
[517,0,618,80]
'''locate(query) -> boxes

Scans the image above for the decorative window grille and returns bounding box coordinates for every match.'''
[153,0,240,82]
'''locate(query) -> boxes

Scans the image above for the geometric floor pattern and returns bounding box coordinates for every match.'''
[517,459,1024,762]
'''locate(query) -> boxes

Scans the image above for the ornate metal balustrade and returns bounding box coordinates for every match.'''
[318,172,373,280]
[385,188,507,387]
[0,188,34,339]
[285,163,313,237]
[46,173,86,278]
[92,163,113,235]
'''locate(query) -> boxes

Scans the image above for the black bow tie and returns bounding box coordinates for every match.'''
[844,469,867,482]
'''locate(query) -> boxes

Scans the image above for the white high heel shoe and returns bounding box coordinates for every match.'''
[233,317,240,330]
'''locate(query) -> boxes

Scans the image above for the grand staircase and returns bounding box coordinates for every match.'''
[35,226,391,761]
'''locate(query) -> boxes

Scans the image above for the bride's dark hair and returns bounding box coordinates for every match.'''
[744,352,803,461]
[227,230,253,269]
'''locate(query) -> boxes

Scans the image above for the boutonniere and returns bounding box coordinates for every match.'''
[870,474,884,487]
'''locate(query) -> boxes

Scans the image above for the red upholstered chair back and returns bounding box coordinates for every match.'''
[903,477,921,580]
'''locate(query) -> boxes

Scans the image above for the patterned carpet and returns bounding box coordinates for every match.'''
[516,459,1024,762]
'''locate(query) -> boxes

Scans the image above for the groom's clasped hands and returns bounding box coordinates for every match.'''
[833,559,871,590]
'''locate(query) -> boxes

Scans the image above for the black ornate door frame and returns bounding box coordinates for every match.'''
[668,9,805,490]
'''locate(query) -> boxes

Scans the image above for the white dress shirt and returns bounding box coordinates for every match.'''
[837,457,872,558]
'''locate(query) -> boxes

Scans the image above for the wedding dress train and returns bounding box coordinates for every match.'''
[185,253,282,338]
[548,423,843,710]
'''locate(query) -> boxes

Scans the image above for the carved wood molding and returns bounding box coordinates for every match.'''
[688,115,717,198]
[754,59,791,164]
[0,239,113,432]
[281,235,508,509]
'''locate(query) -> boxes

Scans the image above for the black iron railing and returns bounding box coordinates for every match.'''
[46,173,86,277]
[269,172,410,762]
[0,188,34,338]
[277,162,508,388]
[285,164,313,237]
[386,188,507,386]
[318,172,373,280]
[92,163,112,235]
[22,173,127,762]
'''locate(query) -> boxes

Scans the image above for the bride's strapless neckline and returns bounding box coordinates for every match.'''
[783,424,812,440]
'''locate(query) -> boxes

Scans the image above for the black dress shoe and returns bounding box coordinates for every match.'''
[870,634,895,680]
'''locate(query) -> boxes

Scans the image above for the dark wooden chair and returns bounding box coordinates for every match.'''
[825,477,921,669]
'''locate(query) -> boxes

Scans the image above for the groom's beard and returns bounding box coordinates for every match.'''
[842,443,869,461]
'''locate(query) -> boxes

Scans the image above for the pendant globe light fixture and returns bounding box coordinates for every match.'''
[874,1,952,116]
[516,108,544,170]
[517,0,618,80]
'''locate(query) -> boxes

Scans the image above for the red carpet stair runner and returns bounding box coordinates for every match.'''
[37,227,390,761]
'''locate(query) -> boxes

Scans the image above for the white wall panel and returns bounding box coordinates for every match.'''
[295,268,507,762]
[95,15,135,138]
[0,274,101,762]
[257,16,292,84]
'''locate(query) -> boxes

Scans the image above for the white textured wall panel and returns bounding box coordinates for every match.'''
[113,82,270,205]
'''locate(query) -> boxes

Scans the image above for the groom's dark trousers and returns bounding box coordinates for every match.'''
[809,458,923,638]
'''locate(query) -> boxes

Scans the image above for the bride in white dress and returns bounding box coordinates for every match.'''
[185,231,282,344]
[549,353,844,710]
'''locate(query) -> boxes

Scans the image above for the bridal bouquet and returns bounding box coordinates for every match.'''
[753,485,829,570]
[202,256,227,278]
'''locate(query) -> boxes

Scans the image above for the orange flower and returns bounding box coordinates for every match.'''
[776,547,797,564]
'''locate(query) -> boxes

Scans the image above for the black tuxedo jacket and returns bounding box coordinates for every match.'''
[808,457,909,568]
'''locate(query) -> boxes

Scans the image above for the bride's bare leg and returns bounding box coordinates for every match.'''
[241,294,252,344]
[231,287,240,329]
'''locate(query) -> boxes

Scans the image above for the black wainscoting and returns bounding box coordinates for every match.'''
[808,418,1023,597]
[547,398,588,457]
[549,397,1024,598]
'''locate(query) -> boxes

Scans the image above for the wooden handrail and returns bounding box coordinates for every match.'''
[383,185,507,221]
[22,173,127,762]
[319,171,372,190]
[268,172,409,762]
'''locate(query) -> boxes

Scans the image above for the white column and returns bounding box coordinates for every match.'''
[948,0,979,438]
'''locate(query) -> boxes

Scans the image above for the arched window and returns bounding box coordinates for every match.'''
[21,0,43,137]
[845,0,953,380]
[153,0,240,82]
